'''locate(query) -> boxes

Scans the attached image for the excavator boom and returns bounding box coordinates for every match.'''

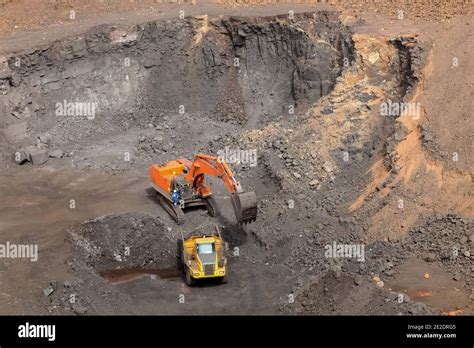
[185,154,257,224]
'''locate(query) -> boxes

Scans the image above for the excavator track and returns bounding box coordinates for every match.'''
[157,193,185,225]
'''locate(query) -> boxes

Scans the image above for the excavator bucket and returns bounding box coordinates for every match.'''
[231,191,257,225]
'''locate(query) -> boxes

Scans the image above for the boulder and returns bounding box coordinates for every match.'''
[49,149,64,159]
[25,145,49,165]
[424,253,437,262]
[13,148,29,164]
[323,161,333,173]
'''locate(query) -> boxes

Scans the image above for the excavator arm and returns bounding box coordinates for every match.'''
[184,154,257,225]
[184,154,242,194]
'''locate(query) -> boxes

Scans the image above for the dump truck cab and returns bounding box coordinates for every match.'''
[177,230,227,286]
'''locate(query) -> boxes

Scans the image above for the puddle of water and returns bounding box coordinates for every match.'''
[388,256,471,314]
[99,267,181,285]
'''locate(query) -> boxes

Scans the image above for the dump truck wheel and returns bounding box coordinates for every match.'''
[185,268,195,286]
[219,274,228,284]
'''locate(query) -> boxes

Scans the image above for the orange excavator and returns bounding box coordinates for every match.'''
[149,154,257,225]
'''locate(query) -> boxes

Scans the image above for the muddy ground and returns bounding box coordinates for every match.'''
[0,1,472,315]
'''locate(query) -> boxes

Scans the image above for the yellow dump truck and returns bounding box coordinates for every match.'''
[177,226,227,286]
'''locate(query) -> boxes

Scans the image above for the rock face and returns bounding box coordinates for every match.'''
[0,12,353,150]
[224,12,353,122]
